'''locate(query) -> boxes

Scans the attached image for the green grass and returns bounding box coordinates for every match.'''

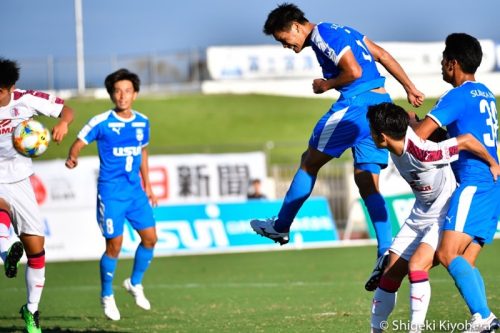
[2,241,500,332]
[38,94,439,165]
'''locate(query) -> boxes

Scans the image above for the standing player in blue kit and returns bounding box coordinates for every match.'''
[413,33,500,332]
[250,3,424,289]
[65,69,157,321]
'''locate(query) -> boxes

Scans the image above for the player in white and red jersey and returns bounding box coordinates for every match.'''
[0,58,74,333]
[366,103,500,333]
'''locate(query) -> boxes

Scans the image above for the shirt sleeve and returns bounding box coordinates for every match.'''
[22,90,64,118]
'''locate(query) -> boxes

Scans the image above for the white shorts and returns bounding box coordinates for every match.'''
[0,177,44,236]
[390,220,442,262]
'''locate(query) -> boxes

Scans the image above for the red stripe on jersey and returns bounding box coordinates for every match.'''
[407,139,443,162]
[13,90,64,104]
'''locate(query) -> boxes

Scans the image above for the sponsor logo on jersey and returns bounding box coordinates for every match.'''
[112,146,141,157]
[0,119,13,135]
[108,122,125,135]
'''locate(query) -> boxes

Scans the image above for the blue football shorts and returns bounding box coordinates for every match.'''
[309,90,391,174]
[96,190,155,239]
[443,180,500,244]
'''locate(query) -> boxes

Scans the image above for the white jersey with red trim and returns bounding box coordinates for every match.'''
[0,89,64,183]
[391,127,459,226]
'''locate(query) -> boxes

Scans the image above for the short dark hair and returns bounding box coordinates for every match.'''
[366,103,409,140]
[443,33,482,74]
[0,58,20,88]
[263,3,309,35]
[104,68,140,95]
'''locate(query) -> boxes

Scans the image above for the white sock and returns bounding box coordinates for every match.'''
[0,223,10,262]
[371,288,397,330]
[26,266,45,313]
[410,280,431,328]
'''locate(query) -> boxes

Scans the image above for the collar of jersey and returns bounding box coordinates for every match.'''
[111,110,136,122]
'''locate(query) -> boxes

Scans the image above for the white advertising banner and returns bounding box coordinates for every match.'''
[376,39,497,75]
[28,152,268,261]
[206,40,496,81]
[206,45,322,80]
[32,151,268,208]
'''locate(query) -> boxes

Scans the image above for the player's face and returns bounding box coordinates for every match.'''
[0,85,14,107]
[369,127,386,148]
[440,57,453,84]
[111,80,137,112]
[273,23,305,53]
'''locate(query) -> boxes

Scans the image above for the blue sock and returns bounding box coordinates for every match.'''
[131,244,154,286]
[275,168,316,232]
[363,193,391,257]
[100,254,118,297]
[473,267,487,308]
[448,257,490,318]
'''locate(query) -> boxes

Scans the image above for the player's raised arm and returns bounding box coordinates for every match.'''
[65,138,86,169]
[365,37,424,107]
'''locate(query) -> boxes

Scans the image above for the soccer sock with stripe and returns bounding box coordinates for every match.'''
[409,270,431,328]
[363,193,391,257]
[371,276,400,330]
[131,244,154,286]
[26,250,45,314]
[275,168,316,233]
[448,256,490,318]
[100,254,118,297]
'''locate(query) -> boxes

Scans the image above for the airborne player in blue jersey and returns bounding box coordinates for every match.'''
[414,33,500,332]
[65,69,157,321]
[250,3,424,289]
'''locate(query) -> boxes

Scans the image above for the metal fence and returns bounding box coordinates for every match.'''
[270,161,352,231]
[15,49,207,93]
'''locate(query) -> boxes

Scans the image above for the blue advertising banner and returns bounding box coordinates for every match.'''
[122,197,338,255]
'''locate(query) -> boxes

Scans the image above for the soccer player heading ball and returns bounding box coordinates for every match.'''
[0,57,74,333]
[66,69,158,321]
[250,3,424,287]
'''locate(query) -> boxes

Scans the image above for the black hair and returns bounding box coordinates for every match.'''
[0,58,20,88]
[263,3,309,35]
[443,33,482,74]
[104,68,140,95]
[366,103,409,140]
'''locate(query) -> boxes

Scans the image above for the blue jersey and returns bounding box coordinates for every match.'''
[310,23,385,98]
[78,110,150,199]
[428,81,499,183]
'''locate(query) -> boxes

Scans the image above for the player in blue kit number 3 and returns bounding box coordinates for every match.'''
[413,33,500,333]
[250,3,424,288]
[65,69,157,321]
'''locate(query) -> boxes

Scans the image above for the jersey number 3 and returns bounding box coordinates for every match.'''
[480,99,498,147]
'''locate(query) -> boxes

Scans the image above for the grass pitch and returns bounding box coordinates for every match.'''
[1,240,499,332]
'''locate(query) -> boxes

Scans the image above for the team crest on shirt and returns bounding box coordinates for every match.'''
[136,128,144,141]
[11,107,20,117]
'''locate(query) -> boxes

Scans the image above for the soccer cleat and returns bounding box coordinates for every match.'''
[19,304,41,333]
[123,278,151,310]
[250,218,289,245]
[365,253,389,292]
[463,312,500,333]
[101,295,121,321]
[5,241,24,278]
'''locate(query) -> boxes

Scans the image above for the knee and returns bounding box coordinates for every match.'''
[436,249,454,268]
[141,234,157,248]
